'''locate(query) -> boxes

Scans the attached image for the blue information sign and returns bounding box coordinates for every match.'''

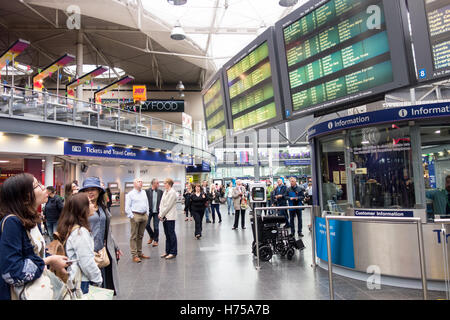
[354,209,414,217]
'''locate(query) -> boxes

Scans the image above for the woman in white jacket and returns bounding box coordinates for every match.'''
[56,193,102,294]
[159,178,178,260]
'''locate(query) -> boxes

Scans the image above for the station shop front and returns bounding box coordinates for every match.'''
[309,102,450,286]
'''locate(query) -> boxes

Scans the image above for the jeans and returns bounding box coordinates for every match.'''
[185,207,192,218]
[163,220,177,255]
[145,212,159,242]
[46,221,58,241]
[205,206,211,222]
[277,208,289,227]
[81,281,90,294]
[226,197,234,215]
[233,209,246,229]
[289,209,303,235]
[192,209,204,237]
[211,203,222,222]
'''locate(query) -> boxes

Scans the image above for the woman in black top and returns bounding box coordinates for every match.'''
[189,184,207,239]
[183,184,193,222]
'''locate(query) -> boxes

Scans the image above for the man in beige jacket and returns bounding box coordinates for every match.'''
[159,178,178,260]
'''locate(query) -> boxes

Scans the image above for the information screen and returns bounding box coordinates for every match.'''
[275,0,410,118]
[409,0,450,82]
[223,27,284,132]
[202,72,227,144]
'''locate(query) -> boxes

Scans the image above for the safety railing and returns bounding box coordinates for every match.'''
[325,215,428,300]
[433,219,450,300]
[252,205,317,270]
[0,84,208,151]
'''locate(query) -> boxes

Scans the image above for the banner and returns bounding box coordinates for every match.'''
[133,85,147,102]
[315,217,355,269]
[94,75,134,104]
[66,66,107,99]
[0,39,30,70]
[33,54,75,92]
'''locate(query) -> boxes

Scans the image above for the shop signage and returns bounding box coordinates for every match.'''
[355,168,367,175]
[354,209,414,217]
[308,102,450,139]
[126,100,184,112]
[284,159,311,166]
[133,85,147,102]
[315,217,355,269]
[64,142,192,165]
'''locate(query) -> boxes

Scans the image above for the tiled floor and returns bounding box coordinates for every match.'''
[108,205,446,300]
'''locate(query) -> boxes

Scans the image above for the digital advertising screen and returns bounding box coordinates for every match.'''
[223,27,284,133]
[409,0,450,82]
[275,0,411,118]
[202,70,228,145]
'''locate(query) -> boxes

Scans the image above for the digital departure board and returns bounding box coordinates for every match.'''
[202,70,228,145]
[409,0,450,82]
[223,27,284,132]
[275,0,410,118]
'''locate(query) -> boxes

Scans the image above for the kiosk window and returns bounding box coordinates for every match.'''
[421,126,450,218]
[349,125,415,209]
[319,137,347,213]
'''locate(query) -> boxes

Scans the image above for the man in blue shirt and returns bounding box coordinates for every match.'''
[287,177,305,237]
[273,179,288,225]
[426,175,450,217]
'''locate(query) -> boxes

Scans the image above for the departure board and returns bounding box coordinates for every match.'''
[275,0,410,118]
[202,71,228,144]
[223,27,284,132]
[409,0,450,82]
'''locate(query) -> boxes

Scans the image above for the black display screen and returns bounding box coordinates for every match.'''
[202,73,227,144]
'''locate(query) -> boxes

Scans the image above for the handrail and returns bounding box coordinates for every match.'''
[0,84,210,153]
[324,215,428,300]
[253,205,314,270]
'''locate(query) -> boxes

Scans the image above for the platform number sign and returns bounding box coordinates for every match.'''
[418,68,427,80]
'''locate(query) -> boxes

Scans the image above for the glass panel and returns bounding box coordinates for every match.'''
[119,110,135,134]
[421,125,450,220]
[349,125,415,209]
[98,104,120,131]
[319,136,347,213]
[151,118,163,139]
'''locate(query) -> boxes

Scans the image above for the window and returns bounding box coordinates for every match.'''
[349,125,415,209]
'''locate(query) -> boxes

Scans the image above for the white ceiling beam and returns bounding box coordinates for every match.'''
[83,33,121,79]
[18,0,58,28]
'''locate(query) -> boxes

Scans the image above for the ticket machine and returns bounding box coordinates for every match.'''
[107,182,120,207]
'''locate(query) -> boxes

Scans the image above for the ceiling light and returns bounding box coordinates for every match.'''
[126,145,133,149]
[176,80,185,91]
[61,138,68,142]
[84,141,93,144]
[279,0,298,6]
[141,147,148,151]
[0,160,10,163]
[153,148,161,152]
[107,143,115,147]
[179,92,185,98]
[171,21,186,41]
[361,140,370,145]
[167,0,187,5]
[435,130,441,134]
[30,135,39,139]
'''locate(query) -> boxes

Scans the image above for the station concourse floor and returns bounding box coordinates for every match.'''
[108,204,445,300]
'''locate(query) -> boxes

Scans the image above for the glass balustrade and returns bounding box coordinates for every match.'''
[0,84,208,151]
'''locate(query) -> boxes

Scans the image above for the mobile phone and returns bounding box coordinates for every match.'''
[66,259,79,264]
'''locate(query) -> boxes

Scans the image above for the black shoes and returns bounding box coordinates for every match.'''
[219,220,222,223]
[232,227,237,230]
[206,220,211,223]
[195,234,201,239]
[298,233,304,238]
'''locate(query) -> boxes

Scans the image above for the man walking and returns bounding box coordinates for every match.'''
[43,186,64,241]
[145,178,164,247]
[202,180,212,223]
[125,178,150,263]
[287,177,305,237]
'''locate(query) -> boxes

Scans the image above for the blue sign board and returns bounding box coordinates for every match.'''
[284,159,311,166]
[354,209,414,217]
[64,142,193,165]
[315,217,355,269]
[308,102,450,139]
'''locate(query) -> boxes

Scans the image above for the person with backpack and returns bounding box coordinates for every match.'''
[56,192,103,294]
[0,173,68,300]
[43,186,64,241]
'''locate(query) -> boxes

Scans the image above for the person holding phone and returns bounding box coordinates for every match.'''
[56,193,102,294]
[0,173,69,300]
[190,184,208,239]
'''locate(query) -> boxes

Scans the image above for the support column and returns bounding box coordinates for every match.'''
[134,163,141,179]
[76,30,84,101]
[253,131,260,181]
[75,163,82,186]
[44,156,54,187]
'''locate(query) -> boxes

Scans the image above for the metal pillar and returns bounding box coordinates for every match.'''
[44,156,54,187]
[253,130,260,181]
[76,30,84,101]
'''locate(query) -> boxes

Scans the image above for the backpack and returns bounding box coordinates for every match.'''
[47,225,80,283]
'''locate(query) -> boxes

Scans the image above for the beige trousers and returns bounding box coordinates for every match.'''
[130,213,148,258]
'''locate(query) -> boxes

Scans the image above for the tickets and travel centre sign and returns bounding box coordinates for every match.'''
[64,142,192,165]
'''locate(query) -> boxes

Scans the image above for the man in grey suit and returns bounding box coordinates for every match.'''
[145,178,164,247]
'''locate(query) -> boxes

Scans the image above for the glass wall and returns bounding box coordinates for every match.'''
[319,136,347,213]
[421,125,450,219]
[349,124,415,209]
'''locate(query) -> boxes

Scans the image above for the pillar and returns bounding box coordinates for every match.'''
[134,163,141,179]
[44,156,54,187]
[76,30,84,101]
[75,163,82,186]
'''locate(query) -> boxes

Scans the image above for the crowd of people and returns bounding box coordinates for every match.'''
[0,172,312,300]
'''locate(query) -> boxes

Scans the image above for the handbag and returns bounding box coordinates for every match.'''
[94,247,110,268]
[219,197,226,204]
[240,196,248,210]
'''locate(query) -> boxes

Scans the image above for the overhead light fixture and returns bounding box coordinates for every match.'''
[435,130,441,134]
[153,148,161,152]
[176,80,185,91]
[167,0,187,5]
[107,143,115,147]
[30,135,39,139]
[61,138,68,142]
[171,21,186,41]
[84,141,93,144]
[141,147,148,151]
[279,0,298,6]
[179,92,185,98]
[0,160,10,163]
[361,140,370,145]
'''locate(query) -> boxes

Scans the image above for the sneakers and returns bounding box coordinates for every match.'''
[160,253,168,258]
[232,227,237,230]
[206,220,212,223]
[165,254,176,260]
[195,234,201,240]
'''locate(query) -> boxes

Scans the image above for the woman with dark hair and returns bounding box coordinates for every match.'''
[105,188,113,210]
[79,177,122,295]
[189,184,207,239]
[0,173,68,300]
[57,193,102,294]
[183,183,193,222]
[64,182,78,200]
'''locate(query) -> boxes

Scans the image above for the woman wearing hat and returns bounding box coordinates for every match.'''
[79,177,122,296]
